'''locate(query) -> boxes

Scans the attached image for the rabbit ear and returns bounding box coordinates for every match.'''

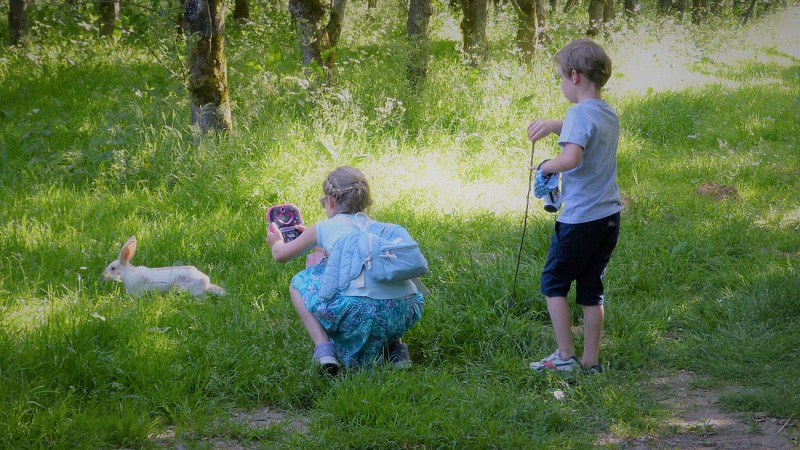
[120,236,137,264]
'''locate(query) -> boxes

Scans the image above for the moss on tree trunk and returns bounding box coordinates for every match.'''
[185,0,233,134]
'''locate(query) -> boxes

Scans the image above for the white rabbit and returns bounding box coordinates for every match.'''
[103,236,225,297]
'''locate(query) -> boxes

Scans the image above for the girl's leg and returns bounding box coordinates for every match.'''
[546,296,575,359]
[289,284,329,346]
[580,304,604,368]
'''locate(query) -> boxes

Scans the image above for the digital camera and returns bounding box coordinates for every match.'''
[267,204,304,243]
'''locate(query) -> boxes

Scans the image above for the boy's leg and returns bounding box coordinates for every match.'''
[580,304,604,368]
[547,296,575,359]
[574,212,619,369]
[289,285,329,346]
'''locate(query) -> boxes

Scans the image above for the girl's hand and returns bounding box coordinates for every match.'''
[266,222,283,248]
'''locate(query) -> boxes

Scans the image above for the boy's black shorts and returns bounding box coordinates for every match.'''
[540,212,620,306]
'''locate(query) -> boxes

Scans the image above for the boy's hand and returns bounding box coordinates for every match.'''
[534,170,558,198]
[527,119,562,142]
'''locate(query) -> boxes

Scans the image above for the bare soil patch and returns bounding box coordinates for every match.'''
[150,407,309,449]
[149,371,799,449]
[607,371,798,449]
[695,183,740,201]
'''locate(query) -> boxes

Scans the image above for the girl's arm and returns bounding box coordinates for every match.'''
[267,222,319,263]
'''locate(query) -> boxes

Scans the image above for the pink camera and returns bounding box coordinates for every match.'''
[267,204,304,243]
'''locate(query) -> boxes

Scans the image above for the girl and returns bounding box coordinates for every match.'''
[267,166,425,373]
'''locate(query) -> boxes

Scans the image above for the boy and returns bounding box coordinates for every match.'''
[527,39,622,373]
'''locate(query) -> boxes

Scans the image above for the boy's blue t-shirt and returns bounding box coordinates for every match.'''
[557,99,623,224]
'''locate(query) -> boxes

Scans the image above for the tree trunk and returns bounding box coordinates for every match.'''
[511,0,547,62]
[325,0,347,68]
[407,0,432,86]
[233,0,250,23]
[459,0,489,66]
[9,0,29,47]
[98,0,120,37]
[587,0,604,36]
[624,0,637,16]
[587,0,613,36]
[603,0,615,23]
[288,0,331,67]
[691,0,706,23]
[175,0,185,34]
[184,0,233,134]
[740,0,757,24]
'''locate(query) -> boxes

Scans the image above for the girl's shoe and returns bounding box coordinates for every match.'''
[530,350,582,373]
[313,342,340,375]
[388,342,412,369]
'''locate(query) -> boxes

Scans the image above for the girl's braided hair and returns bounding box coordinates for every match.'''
[323,166,372,214]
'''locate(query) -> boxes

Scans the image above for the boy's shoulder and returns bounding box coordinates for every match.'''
[569,100,618,124]
[572,98,616,113]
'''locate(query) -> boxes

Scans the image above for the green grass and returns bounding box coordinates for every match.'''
[1,2,799,448]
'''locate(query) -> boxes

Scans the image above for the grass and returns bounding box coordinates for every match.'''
[1,1,799,448]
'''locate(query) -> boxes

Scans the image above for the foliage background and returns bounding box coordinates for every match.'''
[0,1,798,447]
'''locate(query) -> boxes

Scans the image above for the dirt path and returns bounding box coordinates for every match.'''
[153,371,797,449]
[604,371,798,449]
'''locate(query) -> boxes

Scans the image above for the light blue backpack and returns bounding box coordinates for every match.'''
[319,213,430,299]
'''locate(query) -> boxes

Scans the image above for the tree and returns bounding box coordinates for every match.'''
[326,0,347,67]
[288,0,346,69]
[691,0,707,23]
[8,0,29,47]
[510,0,547,62]
[234,0,250,23]
[98,0,120,37]
[624,0,638,17]
[587,0,614,36]
[407,0,432,86]
[289,0,328,66]
[459,0,489,66]
[184,0,233,133]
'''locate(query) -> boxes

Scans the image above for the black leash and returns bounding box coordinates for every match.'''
[504,141,536,326]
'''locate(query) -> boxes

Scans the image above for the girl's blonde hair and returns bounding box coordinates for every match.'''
[323,166,372,214]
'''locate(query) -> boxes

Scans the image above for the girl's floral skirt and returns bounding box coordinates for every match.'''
[291,261,424,368]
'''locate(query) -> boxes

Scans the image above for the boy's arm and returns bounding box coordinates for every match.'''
[527,119,564,142]
[540,143,582,175]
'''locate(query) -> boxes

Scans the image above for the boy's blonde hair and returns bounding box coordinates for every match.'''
[323,166,372,214]
[555,39,612,89]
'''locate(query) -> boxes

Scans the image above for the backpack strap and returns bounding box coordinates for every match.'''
[411,277,430,297]
[331,214,371,289]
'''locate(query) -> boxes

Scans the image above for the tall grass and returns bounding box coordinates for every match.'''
[1,1,798,447]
